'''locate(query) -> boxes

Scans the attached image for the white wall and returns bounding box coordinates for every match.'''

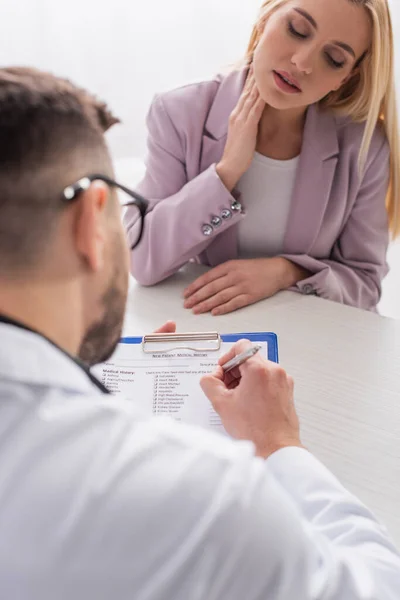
[0,0,399,317]
[0,0,262,159]
[0,0,399,160]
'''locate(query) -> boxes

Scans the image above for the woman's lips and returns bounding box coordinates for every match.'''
[273,70,302,94]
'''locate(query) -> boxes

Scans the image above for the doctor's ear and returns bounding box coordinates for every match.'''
[74,181,109,273]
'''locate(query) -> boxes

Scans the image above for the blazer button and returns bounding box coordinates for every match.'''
[211,215,222,228]
[231,200,242,213]
[303,283,315,295]
[201,223,213,236]
[221,209,232,220]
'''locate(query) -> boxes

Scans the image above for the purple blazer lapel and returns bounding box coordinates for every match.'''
[199,68,248,172]
[199,135,226,173]
[283,105,339,254]
[203,68,248,138]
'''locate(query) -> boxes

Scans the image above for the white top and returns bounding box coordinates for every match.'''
[0,320,399,599]
[237,152,299,257]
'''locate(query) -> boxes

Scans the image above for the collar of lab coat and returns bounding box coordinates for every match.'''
[0,321,107,396]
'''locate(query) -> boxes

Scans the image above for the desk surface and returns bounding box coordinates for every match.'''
[124,265,400,545]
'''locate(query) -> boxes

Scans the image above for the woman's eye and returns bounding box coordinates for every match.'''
[325,53,345,69]
[288,21,308,39]
[287,17,346,70]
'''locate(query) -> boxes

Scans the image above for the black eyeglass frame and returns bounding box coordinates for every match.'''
[62,173,148,249]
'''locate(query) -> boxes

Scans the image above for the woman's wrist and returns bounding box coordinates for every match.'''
[216,161,242,192]
[275,258,311,290]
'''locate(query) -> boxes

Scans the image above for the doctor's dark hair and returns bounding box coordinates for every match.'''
[0,66,120,272]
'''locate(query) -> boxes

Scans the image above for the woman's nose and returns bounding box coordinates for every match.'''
[291,47,314,76]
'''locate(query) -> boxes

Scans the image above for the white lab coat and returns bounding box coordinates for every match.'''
[0,321,399,600]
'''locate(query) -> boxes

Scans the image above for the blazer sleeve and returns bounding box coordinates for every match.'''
[123,94,243,286]
[280,135,390,311]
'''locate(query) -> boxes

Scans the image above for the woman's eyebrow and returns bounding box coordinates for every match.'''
[293,7,317,28]
[293,7,356,58]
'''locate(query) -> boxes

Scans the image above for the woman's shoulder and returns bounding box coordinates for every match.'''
[149,68,246,130]
[334,113,388,161]
[150,73,224,122]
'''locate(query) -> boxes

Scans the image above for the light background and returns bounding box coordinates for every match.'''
[0,0,399,316]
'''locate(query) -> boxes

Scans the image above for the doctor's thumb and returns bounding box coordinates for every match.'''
[200,372,228,414]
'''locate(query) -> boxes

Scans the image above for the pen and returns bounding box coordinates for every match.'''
[221,344,263,373]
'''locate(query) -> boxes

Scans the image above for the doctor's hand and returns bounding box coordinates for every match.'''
[216,67,265,192]
[200,339,302,459]
[183,258,307,316]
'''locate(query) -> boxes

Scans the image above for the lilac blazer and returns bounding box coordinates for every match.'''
[125,68,390,310]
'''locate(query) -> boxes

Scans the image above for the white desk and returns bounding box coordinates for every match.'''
[124,265,400,545]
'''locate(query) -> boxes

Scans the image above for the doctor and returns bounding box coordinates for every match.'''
[0,67,399,599]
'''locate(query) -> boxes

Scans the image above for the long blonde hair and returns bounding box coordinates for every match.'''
[245,0,400,238]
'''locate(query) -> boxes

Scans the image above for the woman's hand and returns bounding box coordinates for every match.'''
[216,67,265,192]
[183,258,309,315]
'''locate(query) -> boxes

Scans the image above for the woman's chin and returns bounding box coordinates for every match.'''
[259,87,308,113]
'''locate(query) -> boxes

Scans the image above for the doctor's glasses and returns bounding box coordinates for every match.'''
[62,174,148,250]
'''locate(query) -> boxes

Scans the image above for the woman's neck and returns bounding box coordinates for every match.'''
[256,105,307,160]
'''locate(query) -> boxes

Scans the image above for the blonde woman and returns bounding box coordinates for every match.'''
[125,0,399,314]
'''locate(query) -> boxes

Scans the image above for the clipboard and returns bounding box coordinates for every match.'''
[119,331,279,363]
[96,331,279,431]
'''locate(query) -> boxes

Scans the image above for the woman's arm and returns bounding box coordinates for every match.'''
[280,136,390,310]
[124,93,243,286]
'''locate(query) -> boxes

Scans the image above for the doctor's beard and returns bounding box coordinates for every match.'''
[78,238,128,367]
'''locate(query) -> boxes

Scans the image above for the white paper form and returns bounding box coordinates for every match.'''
[94,341,268,432]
